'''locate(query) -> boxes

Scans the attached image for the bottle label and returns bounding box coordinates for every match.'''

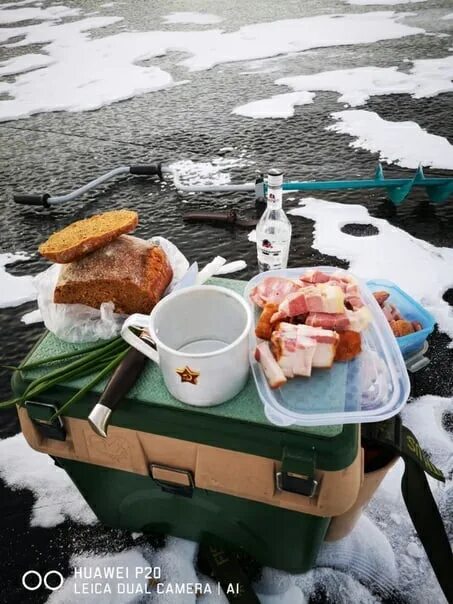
[258,239,285,270]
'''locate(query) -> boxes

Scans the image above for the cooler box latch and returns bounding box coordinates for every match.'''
[277,447,318,498]
[149,463,194,498]
[25,400,66,442]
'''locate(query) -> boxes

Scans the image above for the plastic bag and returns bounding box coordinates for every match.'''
[34,237,189,343]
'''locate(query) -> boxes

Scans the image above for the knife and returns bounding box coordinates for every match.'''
[88,263,199,437]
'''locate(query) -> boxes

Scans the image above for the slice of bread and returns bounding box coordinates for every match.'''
[39,209,139,263]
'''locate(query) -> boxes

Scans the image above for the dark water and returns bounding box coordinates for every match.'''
[0,1,452,602]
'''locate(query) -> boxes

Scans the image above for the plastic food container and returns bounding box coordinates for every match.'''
[244,267,410,427]
[366,279,435,359]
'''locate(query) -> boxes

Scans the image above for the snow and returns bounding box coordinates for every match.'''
[233,56,453,117]
[0,9,424,121]
[169,156,252,186]
[0,252,37,308]
[0,53,54,76]
[46,550,149,604]
[441,13,453,20]
[0,433,96,527]
[329,110,453,169]
[402,395,453,469]
[0,4,79,24]
[277,57,453,106]
[345,0,426,4]
[162,12,223,25]
[287,198,453,340]
[233,91,315,119]
[21,308,42,324]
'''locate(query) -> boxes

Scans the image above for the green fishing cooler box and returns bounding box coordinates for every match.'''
[14,278,364,573]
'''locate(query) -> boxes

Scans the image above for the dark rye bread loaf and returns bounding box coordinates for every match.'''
[54,235,173,315]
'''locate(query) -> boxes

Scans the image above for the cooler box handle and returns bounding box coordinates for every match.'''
[149,463,194,498]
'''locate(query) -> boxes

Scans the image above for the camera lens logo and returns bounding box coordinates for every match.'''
[22,570,64,591]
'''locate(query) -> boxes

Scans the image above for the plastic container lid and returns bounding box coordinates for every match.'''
[244,267,411,427]
[366,279,435,359]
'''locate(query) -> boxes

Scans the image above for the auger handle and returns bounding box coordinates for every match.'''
[129,163,162,178]
[13,193,49,207]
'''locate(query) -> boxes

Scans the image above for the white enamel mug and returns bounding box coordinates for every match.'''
[121,285,252,406]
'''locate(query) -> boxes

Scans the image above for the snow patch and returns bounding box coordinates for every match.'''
[0,53,54,76]
[402,395,453,469]
[344,0,426,4]
[0,433,96,527]
[288,198,453,339]
[441,13,453,20]
[233,91,315,119]
[278,57,453,106]
[169,156,252,186]
[21,308,42,324]
[0,252,37,308]
[329,109,453,169]
[0,10,424,121]
[162,12,222,25]
[233,57,453,117]
[0,4,79,24]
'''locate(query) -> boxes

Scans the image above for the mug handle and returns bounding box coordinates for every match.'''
[121,313,159,364]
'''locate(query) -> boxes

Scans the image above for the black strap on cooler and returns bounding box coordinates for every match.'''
[197,539,260,603]
[362,416,453,603]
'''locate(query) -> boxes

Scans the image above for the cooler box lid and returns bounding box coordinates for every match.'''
[13,278,358,473]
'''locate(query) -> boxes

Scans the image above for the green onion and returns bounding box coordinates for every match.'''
[50,348,130,420]
[18,337,125,370]
[1,337,131,413]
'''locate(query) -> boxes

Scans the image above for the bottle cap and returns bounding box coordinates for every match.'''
[267,168,283,187]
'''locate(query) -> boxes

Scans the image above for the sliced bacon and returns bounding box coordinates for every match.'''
[306,312,350,332]
[297,324,339,368]
[271,323,316,378]
[250,277,301,308]
[271,289,309,323]
[300,269,331,284]
[346,307,372,332]
[255,342,287,389]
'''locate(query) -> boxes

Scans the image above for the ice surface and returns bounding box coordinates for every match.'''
[233,91,315,119]
[329,109,453,169]
[162,12,223,25]
[46,550,149,604]
[0,433,96,527]
[0,8,424,121]
[233,57,453,117]
[0,252,37,308]
[288,198,453,339]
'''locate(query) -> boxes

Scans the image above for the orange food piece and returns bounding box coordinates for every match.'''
[255,303,279,340]
[334,330,362,362]
[389,320,415,337]
[372,290,390,307]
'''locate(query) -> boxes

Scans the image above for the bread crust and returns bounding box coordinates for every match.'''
[53,235,173,315]
[39,210,139,263]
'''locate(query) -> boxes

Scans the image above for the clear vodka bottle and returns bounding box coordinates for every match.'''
[256,169,292,272]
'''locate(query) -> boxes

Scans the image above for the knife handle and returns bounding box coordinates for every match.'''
[88,347,148,437]
[99,347,148,410]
